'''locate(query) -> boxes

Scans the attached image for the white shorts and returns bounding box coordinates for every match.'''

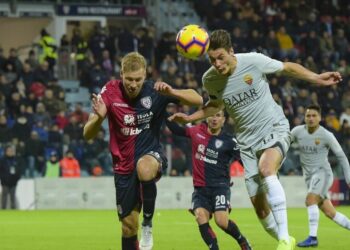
[305,169,333,199]
[241,122,291,197]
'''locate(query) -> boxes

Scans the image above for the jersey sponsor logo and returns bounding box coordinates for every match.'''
[140,96,152,109]
[123,114,136,126]
[197,144,205,154]
[195,152,218,164]
[315,138,321,145]
[301,145,318,154]
[137,111,153,124]
[223,88,259,109]
[243,74,253,85]
[215,139,223,148]
[112,102,129,108]
[120,124,150,136]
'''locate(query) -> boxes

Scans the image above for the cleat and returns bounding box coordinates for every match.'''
[277,236,296,250]
[297,236,318,248]
[139,225,153,250]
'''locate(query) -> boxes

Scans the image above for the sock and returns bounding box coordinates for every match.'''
[199,223,219,250]
[224,220,245,244]
[264,175,289,241]
[307,205,319,237]
[122,235,139,250]
[333,212,350,230]
[259,212,279,240]
[141,179,157,226]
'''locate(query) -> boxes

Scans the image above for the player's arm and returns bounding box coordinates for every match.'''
[282,62,342,86]
[328,133,350,186]
[165,118,188,137]
[168,99,224,124]
[154,81,203,106]
[83,94,107,140]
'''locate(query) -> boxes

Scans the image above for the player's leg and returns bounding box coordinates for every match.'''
[121,210,140,250]
[297,193,320,247]
[214,211,252,250]
[259,147,295,249]
[192,188,219,250]
[114,173,141,250]
[195,207,219,250]
[250,191,279,240]
[137,152,164,250]
[241,150,279,240]
[212,187,251,249]
[320,199,350,230]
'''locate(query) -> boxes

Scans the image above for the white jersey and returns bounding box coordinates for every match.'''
[203,52,288,149]
[291,125,350,183]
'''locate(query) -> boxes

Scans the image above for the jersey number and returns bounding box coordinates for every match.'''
[215,195,226,206]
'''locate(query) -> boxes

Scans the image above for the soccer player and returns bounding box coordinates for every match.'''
[168,29,342,250]
[83,52,202,250]
[291,105,350,247]
[166,110,252,250]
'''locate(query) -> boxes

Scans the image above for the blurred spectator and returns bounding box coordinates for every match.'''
[89,26,108,61]
[7,48,23,75]
[169,147,190,176]
[11,115,31,143]
[33,61,54,85]
[39,29,57,71]
[0,145,24,209]
[63,116,84,143]
[69,103,89,124]
[43,151,60,178]
[0,47,5,70]
[20,63,34,88]
[136,27,154,64]
[276,26,298,60]
[0,115,11,145]
[25,49,39,70]
[340,107,350,126]
[25,131,46,177]
[3,62,18,84]
[33,102,52,128]
[60,150,80,178]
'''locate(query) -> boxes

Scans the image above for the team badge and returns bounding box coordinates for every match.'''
[243,74,253,85]
[123,114,135,125]
[215,139,223,148]
[140,96,152,109]
[315,138,321,145]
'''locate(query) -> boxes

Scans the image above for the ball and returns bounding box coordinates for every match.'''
[176,24,209,60]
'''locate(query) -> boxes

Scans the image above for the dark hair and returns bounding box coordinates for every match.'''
[209,29,232,51]
[306,104,321,114]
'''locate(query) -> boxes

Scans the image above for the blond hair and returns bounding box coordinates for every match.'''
[121,52,147,73]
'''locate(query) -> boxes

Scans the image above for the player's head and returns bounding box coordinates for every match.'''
[207,110,226,132]
[207,29,235,76]
[305,104,321,128]
[120,52,147,99]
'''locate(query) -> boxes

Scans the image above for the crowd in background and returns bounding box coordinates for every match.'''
[0,0,350,182]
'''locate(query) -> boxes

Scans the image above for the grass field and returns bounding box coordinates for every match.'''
[0,208,350,250]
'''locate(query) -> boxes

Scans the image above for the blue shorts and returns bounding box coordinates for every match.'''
[114,151,167,219]
[191,186,231,214]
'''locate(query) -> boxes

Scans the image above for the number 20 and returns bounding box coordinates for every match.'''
[215,195,226,206]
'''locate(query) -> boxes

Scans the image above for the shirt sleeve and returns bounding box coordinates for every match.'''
[100,83,111,108]
[248,52,284,74]
[327,132,350,184]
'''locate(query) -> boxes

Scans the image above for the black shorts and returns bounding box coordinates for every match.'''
[191,186,231,214]
[114,151,167,219]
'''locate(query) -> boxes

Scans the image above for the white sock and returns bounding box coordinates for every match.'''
[264,175,289,241]
[259,211,279,240]
[307,205,319,237]
[333,212,350,230]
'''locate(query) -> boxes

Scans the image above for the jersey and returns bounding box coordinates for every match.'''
[100,80,176,174]
[291,125,350,184]
[166,120,239,187]
[203,52,288,150]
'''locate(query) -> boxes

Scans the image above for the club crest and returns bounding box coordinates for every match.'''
[243,74,253,85]
[123,114,135,126]
[140,96,152,109]
[215,139,223,148]
[315,138,321,145]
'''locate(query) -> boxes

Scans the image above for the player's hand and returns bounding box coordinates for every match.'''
[316,72,342,86]
[168,112,191,124]
[154,81,174,96]
[92,93,107,119]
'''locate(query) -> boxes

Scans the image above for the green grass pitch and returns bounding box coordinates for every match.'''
[0,207,349,249]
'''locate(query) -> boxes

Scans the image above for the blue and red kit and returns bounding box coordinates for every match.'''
[100,80,177,174]
[166,122,240,187]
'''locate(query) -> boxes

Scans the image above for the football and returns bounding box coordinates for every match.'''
[176,24,210,59]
